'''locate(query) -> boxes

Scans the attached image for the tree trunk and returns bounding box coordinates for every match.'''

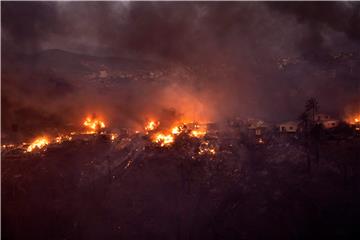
[307,150,312,174]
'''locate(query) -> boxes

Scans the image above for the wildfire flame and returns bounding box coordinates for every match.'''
[110,133,118,141]
[146,120,208,147]
[344,113,360,125]
[83,117,105,132]
[171,125,185,135]
[5,113,211,152]
[153,133,174,147]
[190,129,207,138]
[55,135,72,143]
[145,120,159,131]
[26,137,49,152]
[5,114,124,153]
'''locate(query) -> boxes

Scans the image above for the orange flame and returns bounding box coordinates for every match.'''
[83,117,105,132]
[171,125,185,135]
[345,114,360,125]
[55,135,72,143]
[26,137,49,152]
[147,121,207,147]
[145,120,159,131]
[153,133,174,147]
[110,133,118,141]
[190,129,207,138]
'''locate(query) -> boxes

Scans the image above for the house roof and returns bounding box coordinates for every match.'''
[279,121,298,126]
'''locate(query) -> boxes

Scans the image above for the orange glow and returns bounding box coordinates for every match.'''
[1,144,15,149]
[83,116,105,132]
[55,135,72,143]
[198,141,216,155]
[146,120,208,147]
[171,126,181,135]
[344,113,360,124]
[346,115,359,124]
[145,120,159,131]
[26,137,49,152]
[110,133,118,141]
[171,124,185,135]
[153,133,174,147]
[190,129,206,138]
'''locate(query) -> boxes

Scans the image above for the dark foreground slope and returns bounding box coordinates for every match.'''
[2,134,360,240]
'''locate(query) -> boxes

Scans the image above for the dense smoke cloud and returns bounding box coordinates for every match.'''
[1,2,360,140]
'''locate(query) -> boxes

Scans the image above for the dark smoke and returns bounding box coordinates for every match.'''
[2,2,360,141]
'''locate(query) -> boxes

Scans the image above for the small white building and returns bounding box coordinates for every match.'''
[247,119,269,136]
[322,119,339,129]
[99,70,108,78]
[315,113,331,122]
[313,113,340,129]
[279,121,298,133]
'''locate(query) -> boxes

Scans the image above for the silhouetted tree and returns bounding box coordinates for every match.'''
[298,112,312,173]
[300,98,321,173]
[298,112,309,133]
[310,123,323,166]
[305,97,319,123]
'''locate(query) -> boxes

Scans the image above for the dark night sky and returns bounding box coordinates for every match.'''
[1,2,360,137]
[2,2,360,58]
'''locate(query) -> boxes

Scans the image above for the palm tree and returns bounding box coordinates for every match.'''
[298,112,312,173]
[298,112,309,133]
[300,98,320,174]
[305,98,319,123]
[302,98,322,172]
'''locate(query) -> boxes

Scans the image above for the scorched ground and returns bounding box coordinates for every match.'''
[2,121,360,240]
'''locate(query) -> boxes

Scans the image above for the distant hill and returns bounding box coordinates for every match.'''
[3,49,167,77]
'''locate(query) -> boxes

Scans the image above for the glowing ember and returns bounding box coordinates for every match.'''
[145,120,159,131]
[26,137,49,152]
[1,144,15,149]
[55,135,72,143]
[198,141,216,155]
[153,133,174,147]
[83,117,105,132]
[190,129,207,138]
[110,133,118,141]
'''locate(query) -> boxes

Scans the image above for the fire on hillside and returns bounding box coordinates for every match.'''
[1,114,215,155]
[145,120,208,147]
